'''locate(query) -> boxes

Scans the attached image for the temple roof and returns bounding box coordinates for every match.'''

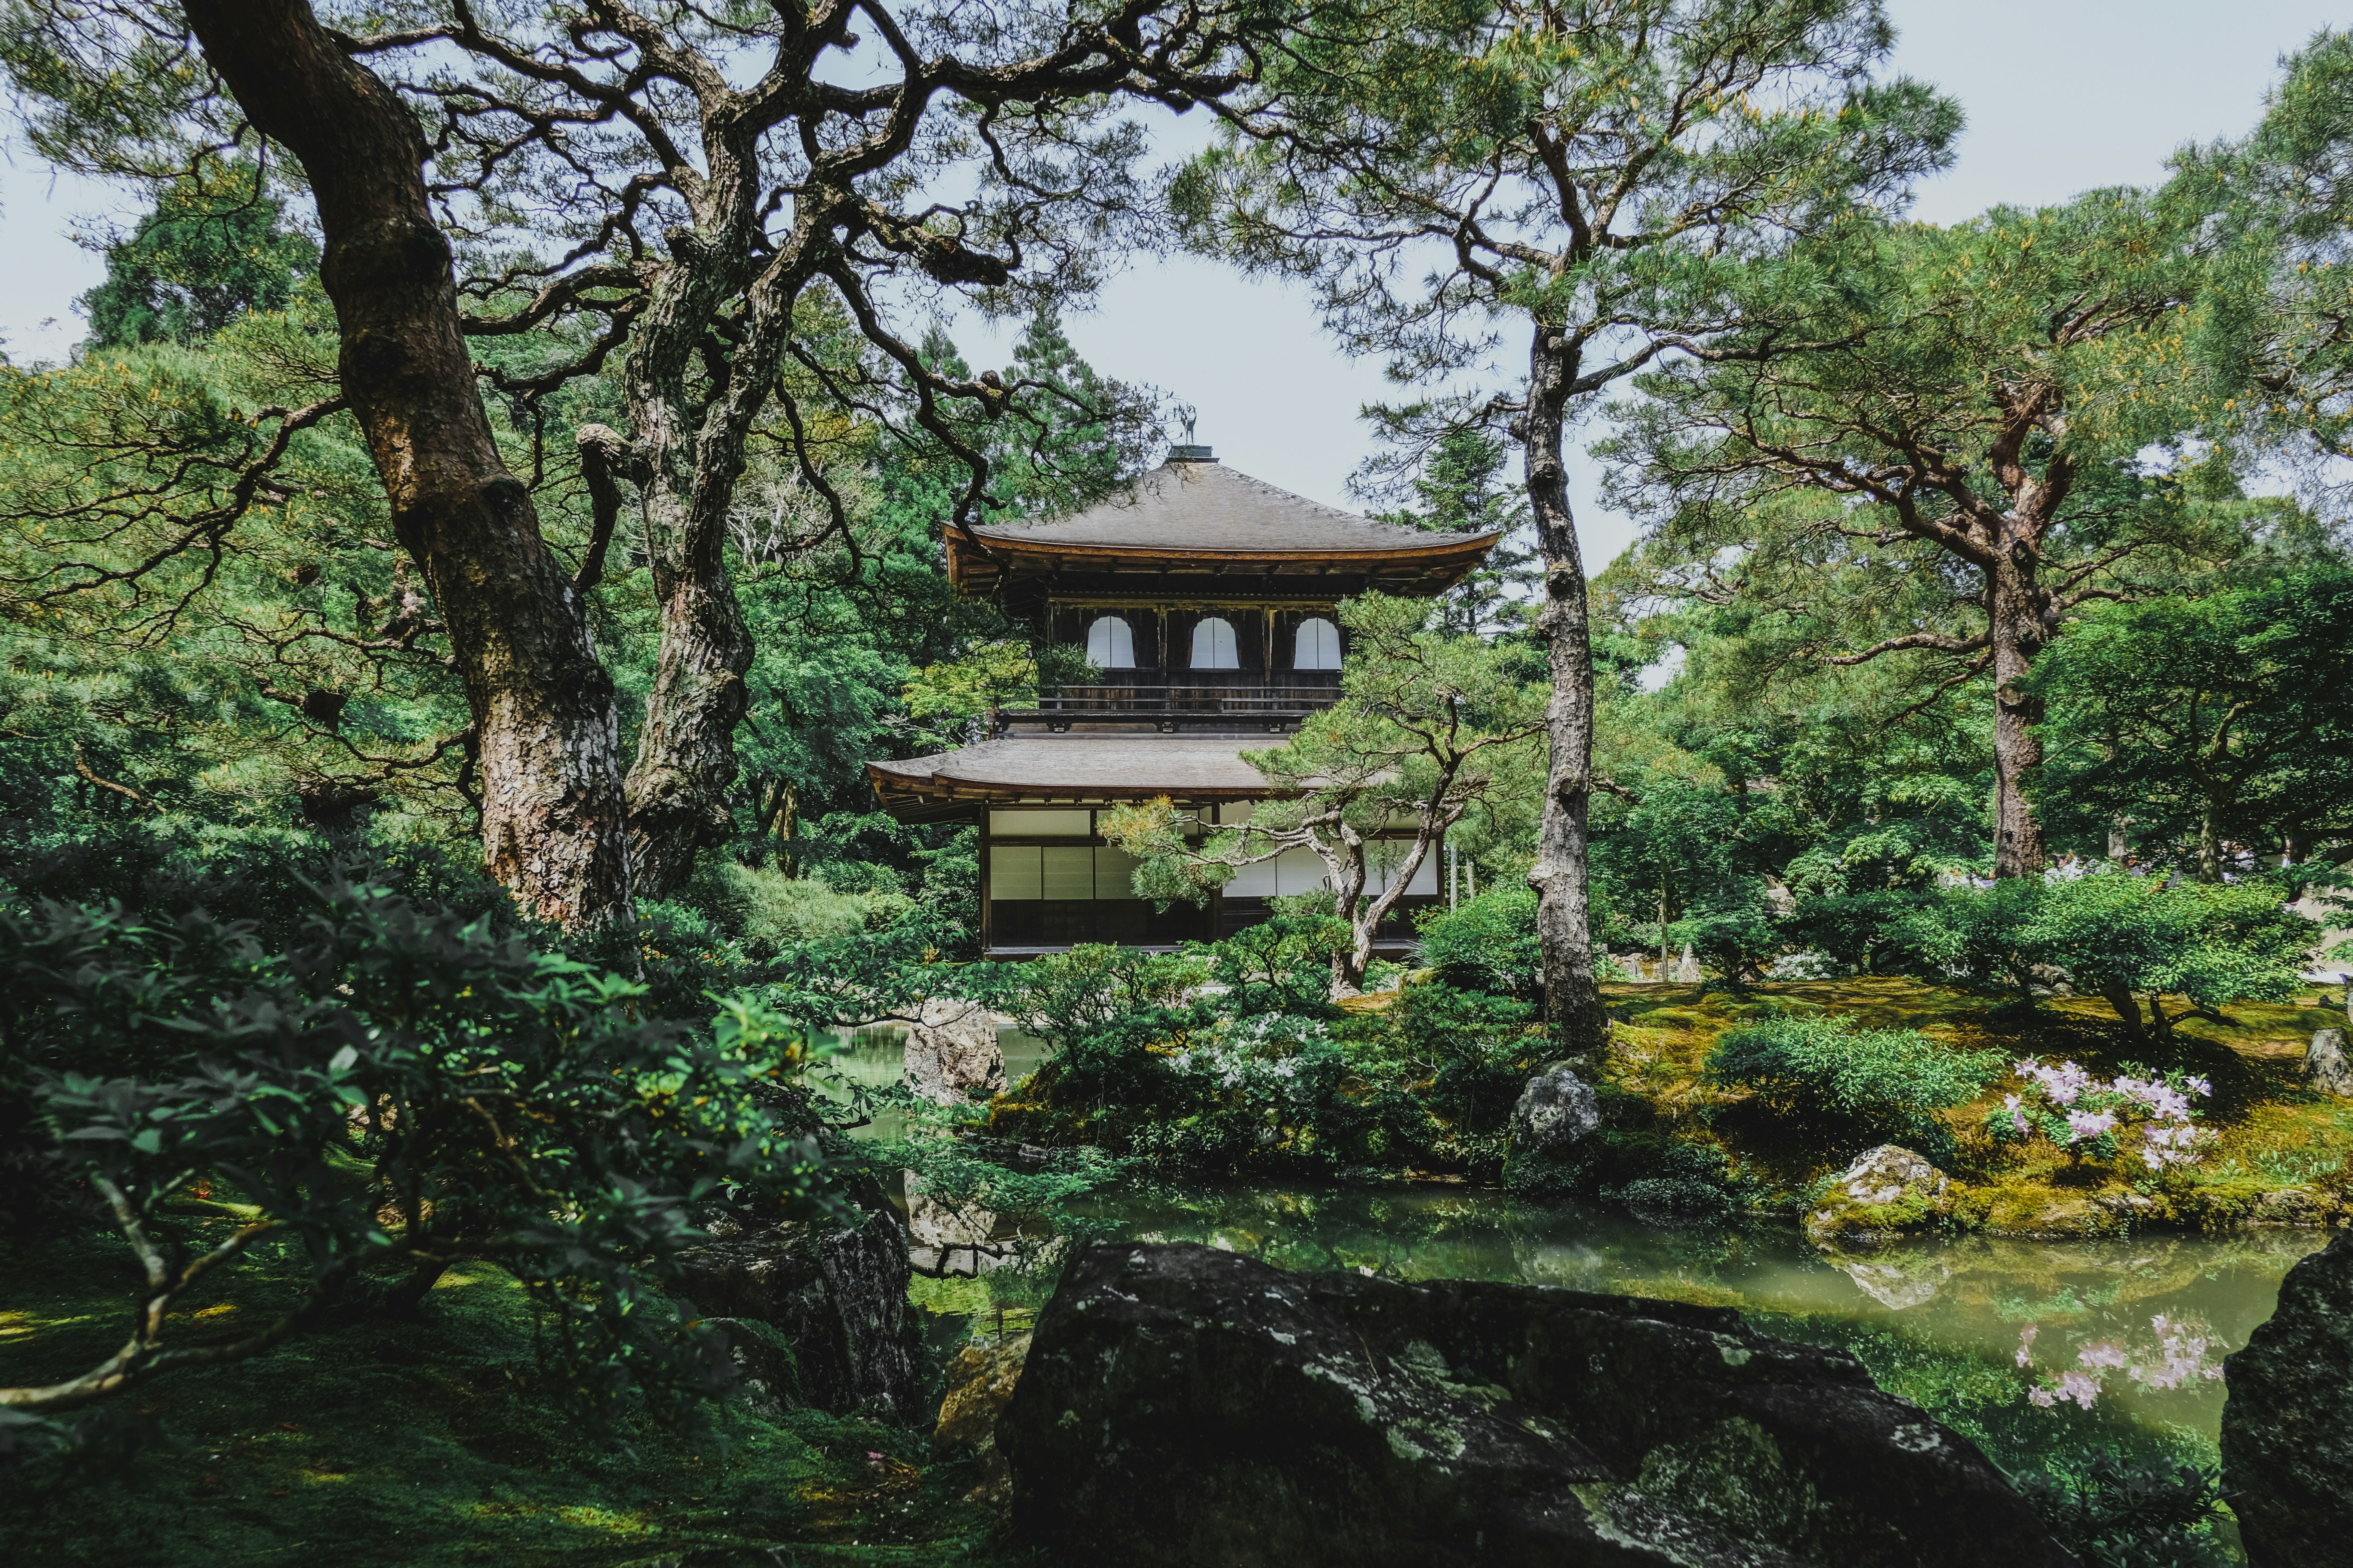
[869,733,1283,821]
[945,454,1498,595]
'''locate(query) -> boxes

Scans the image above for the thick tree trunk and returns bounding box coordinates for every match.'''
[612,187,802,899]
[183,0,631,929]
[1523,326,1610,1075]
[1987,554,2047,880]
[624,469,752,897]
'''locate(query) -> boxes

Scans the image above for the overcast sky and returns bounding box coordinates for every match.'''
[0,0,2343,569]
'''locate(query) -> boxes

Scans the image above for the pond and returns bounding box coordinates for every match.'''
[815,1025,2327,1478]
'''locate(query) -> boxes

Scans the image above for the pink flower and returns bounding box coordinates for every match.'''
[2077,1341,2128,1370]
[2054,1371,2101,1409]
[2065,1109,2118,1143]
[2003,1093,2030,1137]
[2015,1325,2039,1368]
[2026,1385,2058,1408]
[2186,1075,2212,1098]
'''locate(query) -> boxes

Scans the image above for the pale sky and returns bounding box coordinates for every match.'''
[1,0,2342,569]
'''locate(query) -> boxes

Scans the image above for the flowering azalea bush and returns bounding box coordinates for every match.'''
[1988,1058,2213,1170]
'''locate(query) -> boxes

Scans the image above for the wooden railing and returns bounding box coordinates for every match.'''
[994,684,1341,730]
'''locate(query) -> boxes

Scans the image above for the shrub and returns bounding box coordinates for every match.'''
[2018,872,2314,1040]
[1706,1012,2003,1159]
[2012,1450,2232,1568]
[0,880,839,1460]
[1416,886,1541,997]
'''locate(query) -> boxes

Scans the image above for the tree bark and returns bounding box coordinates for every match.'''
[1523,325,1611,1075]
[1987,552,2048,880]
[182,0,631,929]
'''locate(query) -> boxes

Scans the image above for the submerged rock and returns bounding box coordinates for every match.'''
[1804,1146,1953,1251]
[2222,1229,2353,1566]
[1000,1241,2070,1567]
[905,997,1007,1105]
[2308,1028,2353,1098]
[903,1171,1010,1277]
[675,1208,921,1422]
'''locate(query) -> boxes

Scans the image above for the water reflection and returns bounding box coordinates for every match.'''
[811,1026,2322,1465]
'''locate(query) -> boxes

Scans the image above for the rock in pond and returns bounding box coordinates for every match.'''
[906,996,1007,1105]
[2222,1228,2353,1567]
[675,1208,921,1422]
[1505,1064,1600,1192]
[1803,1146,1953,1251]
[1000,1241,2070,1568]
[2309,1027,2353,1099]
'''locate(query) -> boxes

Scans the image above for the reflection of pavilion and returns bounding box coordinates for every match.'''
[869,446,1499,956]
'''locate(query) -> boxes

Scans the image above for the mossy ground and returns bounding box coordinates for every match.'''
[0,1229,1015,1567]
[1602,977,2353,1235]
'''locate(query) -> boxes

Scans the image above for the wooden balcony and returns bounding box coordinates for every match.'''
[994,681,1342,733]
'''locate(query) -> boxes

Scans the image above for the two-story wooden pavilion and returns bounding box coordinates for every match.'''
[868,446,1499,956]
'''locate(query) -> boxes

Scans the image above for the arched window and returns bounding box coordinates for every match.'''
[1190,616,1240,670]
[1294,616,1342,671]
[1084,615,1136,669]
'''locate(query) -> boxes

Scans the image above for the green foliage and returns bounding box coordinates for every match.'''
[0,878,840,1456]
[1707,1013,2003,1158]
[76,158,317,349]
[2032,568,2353,867]
[1416,885,1542,998]
[2012,1451,2233,1568]
[2019,872,2315,1036]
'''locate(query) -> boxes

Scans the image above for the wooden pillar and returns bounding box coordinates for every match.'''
[978,811,994,955]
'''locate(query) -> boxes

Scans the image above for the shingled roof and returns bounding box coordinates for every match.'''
[969,455,1492,554]
[943,453,1499,593]
[869,733,1284,820]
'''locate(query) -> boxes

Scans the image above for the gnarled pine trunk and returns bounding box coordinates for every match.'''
[183,0,632,929]
[1524,325,1610,1075]
[1988,551,2048,881]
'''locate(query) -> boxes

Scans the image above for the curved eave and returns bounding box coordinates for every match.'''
[943,525,1502,595]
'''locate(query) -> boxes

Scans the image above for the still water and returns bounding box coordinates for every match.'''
[815,1025,2326,1472]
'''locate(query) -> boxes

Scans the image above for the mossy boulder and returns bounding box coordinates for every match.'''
[675,1208,921,1421]
[2222,1228,2353,1566]
[1001,1241,2071,1567]
[1803,1146,1953,1251]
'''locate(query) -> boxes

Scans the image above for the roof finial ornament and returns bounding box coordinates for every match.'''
[1169,404,1213,463]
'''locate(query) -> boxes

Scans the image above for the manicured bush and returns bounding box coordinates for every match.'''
[2018,872,2314,1040]
[1415,886,1541,997]
[1706,1012,2003,1158]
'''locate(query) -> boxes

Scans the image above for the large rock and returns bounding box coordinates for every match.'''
[934,1331,1031,1501]
[2222,1229,2353,1566]
[675,1208,921,1422]
[1504,1064,1602,1194]
[2309,1028,2353,1098]
[1512,1064,1600,1160]
[1001,1242,2071,1568]
[1803,1146,1954,1251]
[906,997,1006,1105]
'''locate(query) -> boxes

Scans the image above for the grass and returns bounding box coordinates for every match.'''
[1598,976,2353,1236]
[0,1228,1014,1568]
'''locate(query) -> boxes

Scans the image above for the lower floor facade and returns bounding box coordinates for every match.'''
[868,731,1445,960]
[981,805,1440,956]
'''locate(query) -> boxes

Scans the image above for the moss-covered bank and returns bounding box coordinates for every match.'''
[0,1232,1010,1567]
[1602,977,2353,1238]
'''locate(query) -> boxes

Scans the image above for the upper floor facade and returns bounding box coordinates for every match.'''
[943,447,1497,731]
